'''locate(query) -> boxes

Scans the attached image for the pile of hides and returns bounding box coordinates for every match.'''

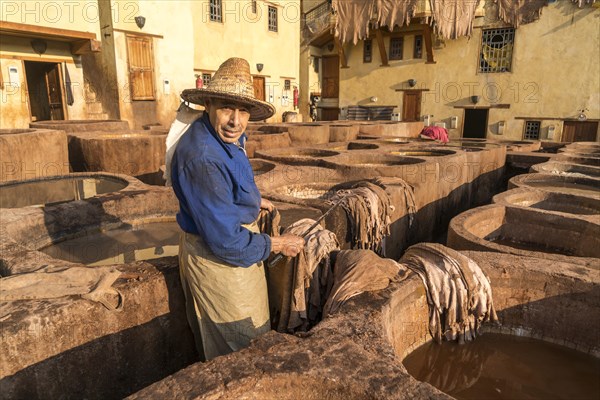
[0,266,122,310]
[267,218,340,333]
[327,180,394,256]
[399,243,498,344]
[323,249,406,315]
[419,126,449,143]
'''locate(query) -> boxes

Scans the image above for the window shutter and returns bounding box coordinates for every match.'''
[126,35,155,100]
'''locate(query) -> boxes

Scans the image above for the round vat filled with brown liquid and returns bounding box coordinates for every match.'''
[40,219,180,266]
[250,159,276,175]
[329,142,380,151]
[404,333,600,400]
[0,174,129,208]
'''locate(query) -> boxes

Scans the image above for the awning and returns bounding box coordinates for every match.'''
[0,21,100,54]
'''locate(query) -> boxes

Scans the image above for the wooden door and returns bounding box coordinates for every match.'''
[321,108,339,121]
[321,56,339,98]
[253,76,265,101]
[463,108,489,139]
[45,64,64,120]
[402,91,421,122]
[563,121,598,142]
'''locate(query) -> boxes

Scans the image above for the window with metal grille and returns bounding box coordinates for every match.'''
[202,73,212,87]
[523,121,541,140]
[363,39,373,63]
[268,6,278,32]
[284,79,291,90]
[479,28,514,73]
[389,37,403,60]
[252,0,257,14]
[126,35,155,100]
[414,35,423,59]
[209,0,222,22]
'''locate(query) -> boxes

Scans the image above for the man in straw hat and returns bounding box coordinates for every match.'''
[170,57,304,361]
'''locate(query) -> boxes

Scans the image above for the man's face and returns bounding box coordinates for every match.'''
[205,99,251,144]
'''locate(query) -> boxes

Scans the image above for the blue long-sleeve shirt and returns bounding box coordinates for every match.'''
[171,113,271,267]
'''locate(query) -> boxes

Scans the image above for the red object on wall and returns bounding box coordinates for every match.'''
[293,86,299,109]
[196,75,203,89]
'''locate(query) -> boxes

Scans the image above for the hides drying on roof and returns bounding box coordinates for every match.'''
[495,0,548,28]
[332,0,375,44]
[429,0,481,40]
[376,0,419,32]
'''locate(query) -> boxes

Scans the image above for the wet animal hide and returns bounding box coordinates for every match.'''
[400,243,499,343]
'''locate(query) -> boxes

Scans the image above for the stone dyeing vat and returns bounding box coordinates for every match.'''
[0,128,69,183]
[508,173,600,197]
[0,173,131,209]
[493,188,600,216]
[447,204,600,265]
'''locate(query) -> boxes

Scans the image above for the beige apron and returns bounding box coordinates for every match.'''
[178,221,270,361]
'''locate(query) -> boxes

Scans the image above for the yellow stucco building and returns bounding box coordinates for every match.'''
[300,0,600,142]
[0,0,300,129]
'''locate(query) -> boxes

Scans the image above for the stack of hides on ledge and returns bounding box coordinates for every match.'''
[400,243,499,344]
[327,180,394,256]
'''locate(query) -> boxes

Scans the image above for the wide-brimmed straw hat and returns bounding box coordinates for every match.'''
[181,58,275,121]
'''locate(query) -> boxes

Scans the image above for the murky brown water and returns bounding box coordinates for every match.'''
[404,333,600,400]
[41,221,180,266]
[0,177,128,208]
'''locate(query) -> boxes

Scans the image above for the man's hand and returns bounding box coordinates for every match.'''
[270,234,304,257]
[260,198,274,212]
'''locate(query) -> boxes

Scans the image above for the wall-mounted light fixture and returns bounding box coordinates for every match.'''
[497,120,505,135]
[327,42,335,52]
[408,79,417,87]
[135,16,146,29]
[471,95,480,105]
[30,39,47,55]
[450,116,458,129]
[370,96,378,102]
[547,125,556,140]
[256,63,264,73]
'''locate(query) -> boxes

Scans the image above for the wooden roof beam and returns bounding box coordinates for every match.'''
[336,37,349,68]
[423,25,436,64]
[375,29,389,67]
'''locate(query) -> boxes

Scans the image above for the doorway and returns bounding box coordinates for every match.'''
[253,76,266,101]
[463,108,488,139]
[402,91,421,122]
[321,55,339,99]
[562,121,598,142]
[24,61,65,121]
